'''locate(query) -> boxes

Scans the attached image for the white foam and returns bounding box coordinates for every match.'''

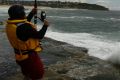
[48,16,95,20]
[46,31,120,61]
[110,18,120,21]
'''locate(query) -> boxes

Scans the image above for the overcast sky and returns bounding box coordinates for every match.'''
[22,0,120,10]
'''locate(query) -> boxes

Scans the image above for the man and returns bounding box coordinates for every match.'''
[5,4,49,80]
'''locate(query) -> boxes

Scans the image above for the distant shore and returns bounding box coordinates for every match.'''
[0,1,109,11]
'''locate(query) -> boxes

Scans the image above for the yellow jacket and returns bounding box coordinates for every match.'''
[6,19,42,61]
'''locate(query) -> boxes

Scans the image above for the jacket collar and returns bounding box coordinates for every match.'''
[7,19,27,24]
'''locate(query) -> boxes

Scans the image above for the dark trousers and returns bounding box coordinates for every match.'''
[16,52,44,80]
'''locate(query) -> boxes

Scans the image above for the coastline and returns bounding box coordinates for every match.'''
[0,31,120,80]
[0,1,109,11]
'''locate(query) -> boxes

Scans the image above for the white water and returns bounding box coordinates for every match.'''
[46,31,120,63]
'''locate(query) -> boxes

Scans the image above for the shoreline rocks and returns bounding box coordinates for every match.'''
[0,33,120,80]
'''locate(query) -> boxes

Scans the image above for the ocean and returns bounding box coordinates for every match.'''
[1,6,120,63]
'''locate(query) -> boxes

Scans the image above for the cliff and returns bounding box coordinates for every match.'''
[1,1,109,11]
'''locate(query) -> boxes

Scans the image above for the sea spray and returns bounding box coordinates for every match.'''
[46,31,120,61]
[107,46,120,64]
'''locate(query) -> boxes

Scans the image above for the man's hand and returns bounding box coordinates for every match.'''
[31,8,37,15]
[43,20,49,27]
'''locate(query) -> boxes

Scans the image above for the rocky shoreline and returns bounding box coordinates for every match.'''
[0,31,120,80]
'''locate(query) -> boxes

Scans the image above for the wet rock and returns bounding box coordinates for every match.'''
[46,55,120,80]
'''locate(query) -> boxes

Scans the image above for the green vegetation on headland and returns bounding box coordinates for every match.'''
[1,1,109,11]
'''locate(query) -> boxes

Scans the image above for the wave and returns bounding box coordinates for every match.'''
[48,16,95,20]
[44,8,80,11]
[110,18,120,21]
[45,31,120,62]
[48,16,120,22]
[48,15,120,23]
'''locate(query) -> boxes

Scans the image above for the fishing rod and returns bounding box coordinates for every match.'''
[34,0,46,25]
[34,0,37,25]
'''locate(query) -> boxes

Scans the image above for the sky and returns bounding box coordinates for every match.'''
[21,0,120,10]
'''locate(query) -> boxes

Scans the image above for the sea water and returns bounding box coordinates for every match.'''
[1,6,120,63]
[45,8,120,63]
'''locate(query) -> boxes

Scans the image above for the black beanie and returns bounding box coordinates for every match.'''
[8,4,25,19]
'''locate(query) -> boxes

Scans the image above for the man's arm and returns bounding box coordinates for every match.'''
[16,20,49,41]
[27,8,36,22]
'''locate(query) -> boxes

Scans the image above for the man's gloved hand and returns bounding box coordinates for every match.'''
[43,20,49,27]
[31,8,37,15]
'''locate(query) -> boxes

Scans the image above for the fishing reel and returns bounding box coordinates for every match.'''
[41,11,46,22]
[37,11,46,22]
